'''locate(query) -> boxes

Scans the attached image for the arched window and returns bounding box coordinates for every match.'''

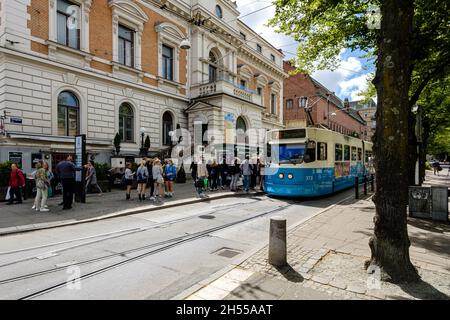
[236,116,249,146]
[119,103,134,142]
[58,91,79,136]
[215,5,223,19]
[236,116,247,132]
[209,51,218,83]
[162,111,174,146]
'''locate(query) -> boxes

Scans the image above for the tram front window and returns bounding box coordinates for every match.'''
[272,144,309,164]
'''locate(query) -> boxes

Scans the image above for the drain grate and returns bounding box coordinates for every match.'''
[199,215,215,219]
[213,247,243,258]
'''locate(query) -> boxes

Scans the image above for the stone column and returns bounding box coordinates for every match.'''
[268,216,287,266]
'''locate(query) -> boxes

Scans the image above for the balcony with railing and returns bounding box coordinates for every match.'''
[192,78,263,107]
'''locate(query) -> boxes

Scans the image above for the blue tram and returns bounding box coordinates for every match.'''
[264,128,373,197]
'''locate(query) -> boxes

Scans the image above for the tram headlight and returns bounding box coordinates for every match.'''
[278,173,284,179]
[288,173,294,180]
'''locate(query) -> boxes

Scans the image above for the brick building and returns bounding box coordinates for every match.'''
[0,0,286,173]
[283,61,368,140]
[349,99,377,141]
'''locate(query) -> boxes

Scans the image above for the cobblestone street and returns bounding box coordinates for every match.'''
[187,172,450,300]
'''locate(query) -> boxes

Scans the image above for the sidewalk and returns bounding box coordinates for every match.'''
[186,188,450,300]
[0,181,261,236]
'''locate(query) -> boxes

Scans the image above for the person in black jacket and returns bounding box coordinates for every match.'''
[250,157,258,190]
[145,158,155,199]
[230,159,241,191]
[219,158,229,190]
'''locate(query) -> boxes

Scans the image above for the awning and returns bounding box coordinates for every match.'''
[8,133,112,146]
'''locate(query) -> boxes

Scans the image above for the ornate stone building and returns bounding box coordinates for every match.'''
[0,0,285,172]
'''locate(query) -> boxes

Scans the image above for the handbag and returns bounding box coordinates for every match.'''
[5,187,11,201]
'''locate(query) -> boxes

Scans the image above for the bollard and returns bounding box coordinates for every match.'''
[268,216,287,267]
[370,174,375,192]
[355,176,359,199]
[363,175,368,195]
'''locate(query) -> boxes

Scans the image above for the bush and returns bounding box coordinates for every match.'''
[93,163,111,181]
[425,162,432,170]
[0,162,12,187]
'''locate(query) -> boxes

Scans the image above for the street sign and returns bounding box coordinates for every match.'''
[74,134,86,203]
[10,117,22,124]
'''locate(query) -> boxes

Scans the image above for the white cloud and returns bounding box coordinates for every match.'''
[235,0,372,101]
[312,55,370,101]
[339,74,369,100]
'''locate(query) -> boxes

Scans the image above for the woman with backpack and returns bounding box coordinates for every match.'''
[164,159,177,197]
[124,162,134,200]
[210,160,219,191]
[152,159,165,203]
[136,160,149,201]
[33,162,50,212]
[145,158,155,200]
[85,161,103,195]
[230,159,241,192]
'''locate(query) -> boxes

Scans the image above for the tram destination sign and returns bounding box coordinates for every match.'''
[273,129,306,140]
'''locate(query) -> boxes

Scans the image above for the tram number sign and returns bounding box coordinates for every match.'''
[305,176,314,181]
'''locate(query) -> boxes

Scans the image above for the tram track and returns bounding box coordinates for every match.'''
[17,202,294,300]
[0,199,292,298]
[0,199,264,268]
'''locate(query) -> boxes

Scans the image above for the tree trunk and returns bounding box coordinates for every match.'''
[369,0,420,283]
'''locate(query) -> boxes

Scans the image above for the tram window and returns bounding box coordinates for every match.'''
[335,144,343,161]
[365,151,372,162]
[351,146,357,161]
[358,148,362,161]
[344,145,350,161]
[317,142,327,161]
[266,143,271,158]
[304,140,316,163]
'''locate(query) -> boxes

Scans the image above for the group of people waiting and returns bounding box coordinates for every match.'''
[6,155,101,213]
[5,154,267,212]
[122,157,177,203]
[6,160,54,212]
[190,156,265,198]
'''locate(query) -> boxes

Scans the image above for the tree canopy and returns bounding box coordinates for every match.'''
[269,0,450,104]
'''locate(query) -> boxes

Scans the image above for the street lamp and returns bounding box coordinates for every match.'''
[180,38,191,50]
[155,23,191,50]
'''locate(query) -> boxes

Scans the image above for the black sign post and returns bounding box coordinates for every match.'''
[74,134,87,203]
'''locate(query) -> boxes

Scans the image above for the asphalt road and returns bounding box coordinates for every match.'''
[0,189,354,300]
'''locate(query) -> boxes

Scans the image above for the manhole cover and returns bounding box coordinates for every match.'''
[213,247,243,258]
[199,215,215,219]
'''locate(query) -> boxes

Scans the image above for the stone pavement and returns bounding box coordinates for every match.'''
[186,189,450,300]
[0,180,258,236]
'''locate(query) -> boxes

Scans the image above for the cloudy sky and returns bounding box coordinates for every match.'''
[235,0,375,101]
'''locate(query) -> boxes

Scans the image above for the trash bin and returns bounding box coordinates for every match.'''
[431,186,449,222]
[409,186,431,218]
